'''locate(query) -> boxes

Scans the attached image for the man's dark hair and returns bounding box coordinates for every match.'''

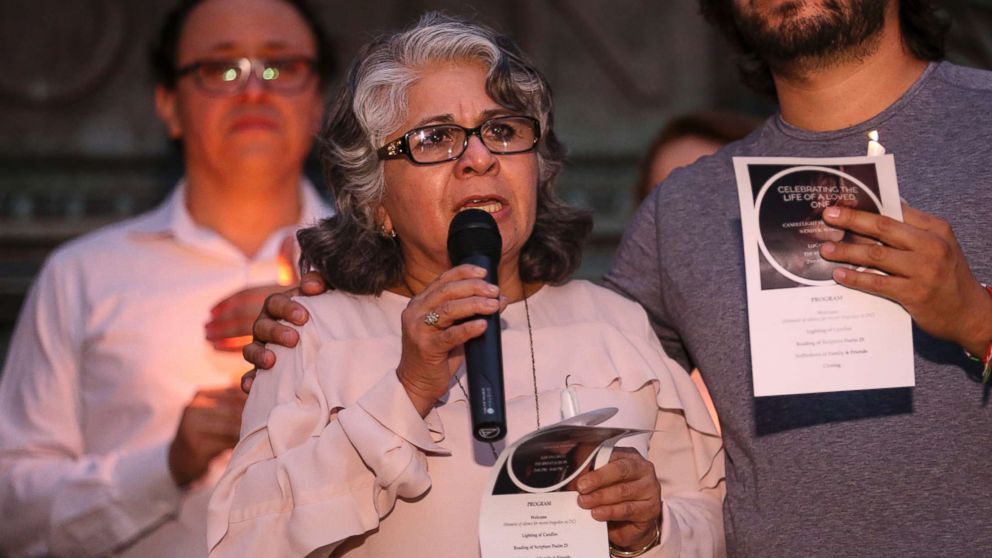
[699,0,949,96]
[150,0,336,89]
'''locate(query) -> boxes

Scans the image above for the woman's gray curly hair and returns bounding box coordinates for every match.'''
[299,12,592,294]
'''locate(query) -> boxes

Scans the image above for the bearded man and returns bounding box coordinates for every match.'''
[604,1,992,555]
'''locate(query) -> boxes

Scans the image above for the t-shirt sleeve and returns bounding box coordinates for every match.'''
[604,192,693,370]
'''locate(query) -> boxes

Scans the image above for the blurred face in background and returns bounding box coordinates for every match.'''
[643,134,724,197]
[731,0,888,65]
[155,0,324,180]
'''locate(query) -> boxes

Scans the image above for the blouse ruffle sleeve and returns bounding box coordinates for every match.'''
[207,298,448,558]
[622,298,725,557]
[516,283,724,557]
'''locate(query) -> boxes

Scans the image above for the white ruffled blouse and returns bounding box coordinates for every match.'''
[207,280,725,557]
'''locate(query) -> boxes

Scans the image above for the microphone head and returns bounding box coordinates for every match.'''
[447,209,502,265]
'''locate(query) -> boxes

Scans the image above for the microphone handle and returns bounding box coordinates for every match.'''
[459,253,507,441]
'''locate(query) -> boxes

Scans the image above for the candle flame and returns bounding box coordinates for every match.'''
[866,129,885,156]
[214,335,253,351]
[276,251,295,286]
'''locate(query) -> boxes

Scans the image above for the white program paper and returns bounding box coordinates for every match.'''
[734,155,914,396]
[478,408,650,558]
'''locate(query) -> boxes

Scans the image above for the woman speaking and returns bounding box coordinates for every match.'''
[208,14,724,558]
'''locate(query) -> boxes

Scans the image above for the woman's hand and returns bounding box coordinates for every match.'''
[397,264,503,417]
[576,447,662,551]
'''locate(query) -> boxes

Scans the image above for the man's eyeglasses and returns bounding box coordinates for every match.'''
[176,56,316,95]
[377,116,541,165]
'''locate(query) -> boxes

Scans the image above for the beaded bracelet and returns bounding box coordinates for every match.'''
[965,285,992,383]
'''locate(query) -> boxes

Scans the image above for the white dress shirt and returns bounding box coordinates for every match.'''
[0,180,332,557]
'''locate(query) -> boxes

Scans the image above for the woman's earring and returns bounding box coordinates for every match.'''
[380,224,397,239]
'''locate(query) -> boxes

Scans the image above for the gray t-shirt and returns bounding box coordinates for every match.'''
[605,62,992,557]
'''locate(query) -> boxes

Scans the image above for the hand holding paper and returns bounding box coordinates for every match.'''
[734,155,914,395]
[820,202,992,356]
[478,408,655,558]
[576,447,662,551]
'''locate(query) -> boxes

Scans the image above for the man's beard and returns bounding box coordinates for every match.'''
[733,0,888,69]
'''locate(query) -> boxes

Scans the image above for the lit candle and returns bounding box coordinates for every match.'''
[276,242,296,286]
[560,376,579,419]
[214,335,253,351]
[866,129,886,156]
[217,236,295,352]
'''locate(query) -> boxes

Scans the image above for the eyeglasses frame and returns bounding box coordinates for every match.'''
[175,56,317,95]
[376,115,542,165]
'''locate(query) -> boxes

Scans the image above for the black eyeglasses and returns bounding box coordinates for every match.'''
[377,116,541,165]
[176,56,316,95]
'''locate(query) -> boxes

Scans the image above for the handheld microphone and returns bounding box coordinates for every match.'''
[447,209,507,442]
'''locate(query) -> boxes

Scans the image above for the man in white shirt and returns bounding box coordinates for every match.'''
[0,0,333,556]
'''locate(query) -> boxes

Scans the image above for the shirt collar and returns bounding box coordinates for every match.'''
[129,178,333,261]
